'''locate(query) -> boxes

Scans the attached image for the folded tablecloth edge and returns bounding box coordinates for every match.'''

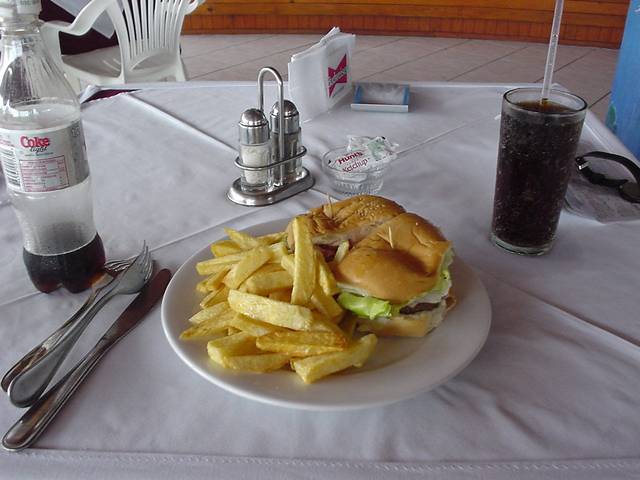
[2,449,639,474]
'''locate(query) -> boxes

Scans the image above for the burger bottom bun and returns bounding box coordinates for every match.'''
[355,294,455,337]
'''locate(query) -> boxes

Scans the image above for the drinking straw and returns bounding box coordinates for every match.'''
[540,0,565,103]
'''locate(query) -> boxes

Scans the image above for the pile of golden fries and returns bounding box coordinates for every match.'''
[180,217,377,384]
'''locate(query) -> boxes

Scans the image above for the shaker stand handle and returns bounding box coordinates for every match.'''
[257,67,285,163]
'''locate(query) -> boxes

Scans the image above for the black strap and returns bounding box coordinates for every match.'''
[575,151,640,203]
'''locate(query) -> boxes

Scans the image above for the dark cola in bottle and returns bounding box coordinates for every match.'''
[0,0,105,292]
[23,232,106,293]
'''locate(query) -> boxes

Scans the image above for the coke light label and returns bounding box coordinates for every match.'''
[0,121,89,193]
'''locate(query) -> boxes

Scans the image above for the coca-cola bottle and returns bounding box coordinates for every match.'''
[0,0,105,293]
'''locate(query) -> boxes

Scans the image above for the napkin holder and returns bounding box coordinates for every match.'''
[228,67,314,207]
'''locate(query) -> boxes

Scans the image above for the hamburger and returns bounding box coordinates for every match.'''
[289,195,455,337]
[334,212,455,337]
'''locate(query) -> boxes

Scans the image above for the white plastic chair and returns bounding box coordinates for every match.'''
[42,0,202,88]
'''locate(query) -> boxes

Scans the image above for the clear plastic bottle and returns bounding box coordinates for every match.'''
[0,0,105,293]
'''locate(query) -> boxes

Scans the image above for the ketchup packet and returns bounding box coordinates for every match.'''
[327,136,398,173]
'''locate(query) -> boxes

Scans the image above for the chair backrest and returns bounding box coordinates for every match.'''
[106,0,194,73]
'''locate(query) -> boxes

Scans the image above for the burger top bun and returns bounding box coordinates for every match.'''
[286,195,405,248]
[333,213,451,304]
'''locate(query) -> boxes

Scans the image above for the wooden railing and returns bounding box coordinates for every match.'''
[183,0,628,48]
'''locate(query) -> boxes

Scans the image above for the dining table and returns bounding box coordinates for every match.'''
[0,80,639,479]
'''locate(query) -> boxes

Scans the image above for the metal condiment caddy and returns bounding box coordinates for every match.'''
[228,66,314,206]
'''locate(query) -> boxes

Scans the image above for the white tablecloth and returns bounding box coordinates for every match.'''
[1,82,639,479]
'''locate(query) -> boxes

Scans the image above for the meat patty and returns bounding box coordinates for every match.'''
[399,302,440,315]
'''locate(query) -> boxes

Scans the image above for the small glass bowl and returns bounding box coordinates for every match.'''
[322,147,389,195]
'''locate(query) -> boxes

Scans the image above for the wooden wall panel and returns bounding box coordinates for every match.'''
[184,0,627,48]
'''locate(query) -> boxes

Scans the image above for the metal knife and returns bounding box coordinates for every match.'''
[2,269,172,452]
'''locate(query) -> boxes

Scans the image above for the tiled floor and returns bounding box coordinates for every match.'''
[181,33,619,122]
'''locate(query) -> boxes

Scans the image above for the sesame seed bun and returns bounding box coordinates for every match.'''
[286,195,405,248]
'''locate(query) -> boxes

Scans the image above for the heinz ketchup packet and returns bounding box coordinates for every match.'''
[288,27,356,122]
[328,136,398,173]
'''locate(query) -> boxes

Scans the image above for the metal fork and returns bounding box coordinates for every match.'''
[6,244,153,407]
[1,259,133,394]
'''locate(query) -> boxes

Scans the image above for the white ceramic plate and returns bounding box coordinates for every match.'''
[161,219,492,411]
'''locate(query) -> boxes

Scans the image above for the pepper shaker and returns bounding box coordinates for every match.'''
[238,108,272,192]
[270,100,302,185]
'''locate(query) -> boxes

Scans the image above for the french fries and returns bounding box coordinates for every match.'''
[244,270,293,295]
[223,353,290,373]
[188,301,230,324]
[181,223,379,383]
[280,254,294,275]
[196,242,286,275]
[224,228,264,250]
[199,285,230,309]
[228,290,315,331]
[269,289,292,303]
[207,266,231,287]
[223,245,271,289]
[256,331,347,357]
[207,332,259,365]
[290,216,316,305]
[196,254,245,274]
[309,312,348,338]
[224,228,286,250]
[210,240,242,257]
[181,309,235,340]
[228,313,284,336]
[310,288,343,320]
[316,251,339,296]
[196,266,231,294]
[291,334,377,383]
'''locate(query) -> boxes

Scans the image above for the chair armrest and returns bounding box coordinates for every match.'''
[41,0,116,71]
[185,0,205,15]
[41,21,70,69]
[43,0,115,38]
[41,20,73,34]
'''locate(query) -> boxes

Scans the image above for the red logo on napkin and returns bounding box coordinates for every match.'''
[328,54,348,97]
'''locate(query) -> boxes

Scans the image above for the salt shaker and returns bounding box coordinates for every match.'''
[238,108,272,192]
[270,100,302,185]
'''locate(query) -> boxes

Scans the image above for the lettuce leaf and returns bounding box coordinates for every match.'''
[423,248,453,301]
[337,292,392,320]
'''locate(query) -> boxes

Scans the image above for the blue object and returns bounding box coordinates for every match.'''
[608,0,640,157]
